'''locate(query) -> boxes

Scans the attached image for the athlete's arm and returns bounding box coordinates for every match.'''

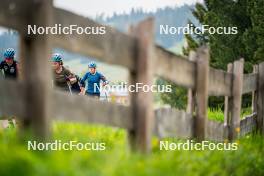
[79,73,88,95]
[99,73,108,86]
[0,62,4,77]
[65,68,77,84]
[80,73,88,87]
[0,61,4,70]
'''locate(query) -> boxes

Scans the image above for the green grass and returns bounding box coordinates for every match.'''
[208,107,252,122]
[208,108,225,122]
[0,121,263,176]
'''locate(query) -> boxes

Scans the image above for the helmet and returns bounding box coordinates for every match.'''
[52,53,62,62]
[4,48,15,59]
[88,61,97,68]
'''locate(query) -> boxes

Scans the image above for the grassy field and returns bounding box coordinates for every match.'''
[0,118,263,176]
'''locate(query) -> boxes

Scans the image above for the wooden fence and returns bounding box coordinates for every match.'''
[0,0,263,153]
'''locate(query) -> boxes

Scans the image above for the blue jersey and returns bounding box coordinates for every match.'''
[80,72,107,94]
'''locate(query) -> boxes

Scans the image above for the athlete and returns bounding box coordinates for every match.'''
[51,53,77,93]
[80,61,108,98]
[0,48,18,79]
[0,48,18,127]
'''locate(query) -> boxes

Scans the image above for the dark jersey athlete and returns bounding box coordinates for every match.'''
[0,48,18,79]
[0,60,18,79]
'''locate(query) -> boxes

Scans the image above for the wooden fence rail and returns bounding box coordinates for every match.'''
[0,0,264,153]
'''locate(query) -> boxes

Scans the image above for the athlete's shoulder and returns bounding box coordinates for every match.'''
[13,60,18,66]
[0,61,4,68]
[96,72,102,76]
[62,66,69,72]
[82,72,91,79]
[62,66,72,75]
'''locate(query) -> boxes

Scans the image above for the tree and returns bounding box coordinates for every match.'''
[183,0,264,72]
[156,79,187,109]
[180,0,264,108]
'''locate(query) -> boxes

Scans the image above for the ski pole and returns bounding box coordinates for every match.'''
[0,69,5,79]
[65,75,73,95]
[104,91,108,102]
[67,81,73,95]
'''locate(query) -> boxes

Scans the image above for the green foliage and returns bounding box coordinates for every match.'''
[156,78,187,109]
[0,122,263,176]
[184,0,264,71]
[181,0,264,108]
[208,107,252,122]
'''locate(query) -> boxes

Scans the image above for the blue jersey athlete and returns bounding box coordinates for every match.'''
[80,62,108,98]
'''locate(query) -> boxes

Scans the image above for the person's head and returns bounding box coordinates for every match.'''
[88,61,97,74]
[51,53,63,70]
[4,48,15,65]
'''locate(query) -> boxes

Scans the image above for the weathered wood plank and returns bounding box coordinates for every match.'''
[194,46,209,141]
[243,73,258,94]
[209,68,232,96]
[18,0,53,139]
[53,8,136,71]
[257,62,264,134]
[224,63,233,139]
[154,108,193,138]
[187,51,196,114]
[0,80,25,118]
[0,0,29,30]
[229,59,244,140]
[252,65,258,113]
[240,113,257,136]
[52,90,134,130]
[154,46,196,89]
[128,18,155,153]
[205,120,224,141]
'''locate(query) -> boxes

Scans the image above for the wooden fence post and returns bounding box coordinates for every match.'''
[224,63,233,140]
[194,46,209,141]
[128,18,155,153]
[19,0,53,139]
[229,59,244,140]
[256,62,264,134]
[252,65,258,114]
[187,51,196,114]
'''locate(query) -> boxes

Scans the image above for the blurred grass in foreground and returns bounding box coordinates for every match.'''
[0,120,263,176]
